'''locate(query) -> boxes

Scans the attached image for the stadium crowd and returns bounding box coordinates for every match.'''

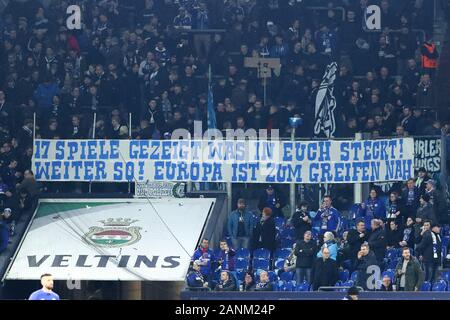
[0,0,449,282]
[188,172,450,292]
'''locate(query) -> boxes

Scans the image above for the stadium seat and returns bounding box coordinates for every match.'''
[236,270,247,281]
[350,271,358,282]
[253,248,271,260]
[280,228,296,240]
[213,249,221,262]
[385,248,398,260]
[382,270,395,282]
[235,259,249,271]
[252,258,270,271]
[281,238,295,249]
[296,281,311,292]
[388,258,399,270]
[235,248,250,260]
[274,216,285,230]
[274,248,291,260]
[274,259,285,270]
[441,270,450,283]
[432,280,447,292]
[279,271,294,282]
[420,281,432,291]
[334,281,342,287]
[339,269,350,282]
[267,271,278,282]
[279,281,296,292]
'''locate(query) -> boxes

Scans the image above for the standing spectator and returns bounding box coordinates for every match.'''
[227,198,255,249]
[294,230,317,284]
[358,188,386,230]
[0,208,12,253]
[33,76,60,113]
[257,185,286,218]
[291,201,312,241]
[416,194,437,227]
[421,38,439,78]
[416,224,442,283]
[367,219,387,266]
[315,195,341,237]
[416,74,435,109]
[192,238,215,282]
[386,192,405,224]
[278,243,297,278]
[416,167,431,196]
[317,232,338,261]
[400,217,416,248]
[354,243,379,291]
[16,169,40,198]
[402,179,420,219]
[311,247,339,291]
[255,271,273,291]
[347,220,368,266]
[386,220,403,249]
[217,240,236,271]
[251,207,277,253]
[214,271,237,291]
[425,180,448,225]
[394,247,424,291]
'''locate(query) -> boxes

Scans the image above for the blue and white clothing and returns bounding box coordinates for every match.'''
[28,289,60,300]
[316,207,341,235]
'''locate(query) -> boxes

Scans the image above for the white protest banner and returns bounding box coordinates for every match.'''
[32,138,414,184]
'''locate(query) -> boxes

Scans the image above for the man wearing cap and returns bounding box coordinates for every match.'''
[416,223,442,283]
[425,180,448,225]
[227,198,256,249]
[257,185,286,218]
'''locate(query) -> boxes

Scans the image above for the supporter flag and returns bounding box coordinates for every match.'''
[314,62,338,138]
[207,66,217,129]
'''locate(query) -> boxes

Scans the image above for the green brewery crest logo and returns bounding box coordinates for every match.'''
[83,218,142,248]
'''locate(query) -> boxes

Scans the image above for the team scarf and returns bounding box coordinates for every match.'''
[431,231,441,259]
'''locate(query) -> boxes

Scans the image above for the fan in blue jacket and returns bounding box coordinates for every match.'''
[317,232,338,261]
[186,260,209,288]
[315,196,341,235]
[191,238,215,281]
[358,189,386,230]
[227,199,256,249]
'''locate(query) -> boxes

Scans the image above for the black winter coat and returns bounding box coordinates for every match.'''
[294,239,317,268]
[367,227,386,264]
[311,258,339,291]
[251,216,277,251]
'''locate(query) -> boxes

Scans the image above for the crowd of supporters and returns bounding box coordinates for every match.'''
[187,167,450,291]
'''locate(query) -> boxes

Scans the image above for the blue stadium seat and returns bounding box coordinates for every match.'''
[348,203,361,220]
[274,216,285,230]
[235,248,250,260]
[385,248,398,260]
[339,269,350,282]
[442,236,450,249]
[350,271,358,282]
[388,258,399,270]
[420,281,431,291]
[236,270,247,281]
[253,248,271,260]
[441,270,450,283]
[280,228,296,240]
[280,271,294,282]
[252,258,270,271]
[235,259,249,271]
[281,238,295,249]
[432,280,447,292]
[342,259,352,271]
[382,270,395,282]
[274,248,291,260]
[274,259,285,270]
[279,281,296,292]
[296,281,310,292]
[334,281,343,287]
[267,271,278,282]
[213,249,221,262]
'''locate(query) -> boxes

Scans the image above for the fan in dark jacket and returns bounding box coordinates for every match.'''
[386,192,405,225]
[354,243,379,290]
[401,179,420,219]
[415,194,437,227]
[294,230,317,284]
[395,247,424,291]
[378,275,394,291]
[257,185,286,218]
[311,247,339,291]
[242,273,256,291]
[214,271,237,291]
[255,271,274,291]
[386,220,404,248]
[347,220,369,266]
[416,224,442,283]
[425,180,448,225]
[367,219,386,266]
[291,201,312,241]
[251,207,277,252]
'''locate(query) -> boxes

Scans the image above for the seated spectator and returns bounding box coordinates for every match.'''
[291,201,312,241]
[217,240,236,272]
[317,232,338,261]
[214,271,237,291]
[186,260,209,289]
[295,230,317,284]
[315,195,341,237]
[378,275,394,291]
[191,238,215,282]
[311,247,338,291]
[242,272,256,292]
[227,198,255,249]
[278,243,297,278]
[257,185,286,218]
[251,207,276,253]
[394,247,424,291]
[354,243,378,291]
[386,220,403,249]
[254,271,273,291]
